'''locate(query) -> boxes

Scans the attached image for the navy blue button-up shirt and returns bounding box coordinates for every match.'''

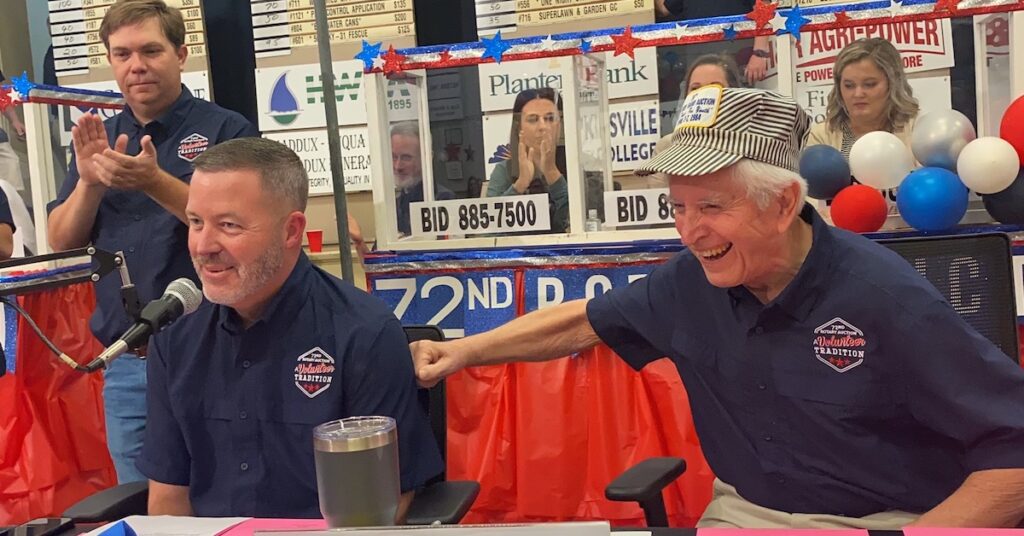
[137,254,444,517]
[46,86,257,345]
[588,205,1024,517]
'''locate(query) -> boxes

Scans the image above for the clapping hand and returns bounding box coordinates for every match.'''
[70,113,111,188]
[92,134,161,191]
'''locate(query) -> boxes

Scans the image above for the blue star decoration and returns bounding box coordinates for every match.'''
[354,40,382,70]
[481,31,513,63]
[723,24,739,40]
[11,72,35,97]
[776,4,811,41]
[579,39,592,53]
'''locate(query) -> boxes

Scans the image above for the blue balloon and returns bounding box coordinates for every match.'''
[896,167,969,231]
[799,145,851,200]
[982,168,1024,224]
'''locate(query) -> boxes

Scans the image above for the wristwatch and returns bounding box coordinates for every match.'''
[751,49,771,59]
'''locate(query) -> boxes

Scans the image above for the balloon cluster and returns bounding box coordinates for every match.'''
[799,104,1024,233]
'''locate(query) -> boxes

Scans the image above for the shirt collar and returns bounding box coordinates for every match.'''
[122,84,194,132]
[726,204,834,321]
[218,253,315,335]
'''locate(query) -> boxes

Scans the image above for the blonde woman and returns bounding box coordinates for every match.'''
[808,38,920,158]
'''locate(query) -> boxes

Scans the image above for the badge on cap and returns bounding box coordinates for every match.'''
[674,84,724,131]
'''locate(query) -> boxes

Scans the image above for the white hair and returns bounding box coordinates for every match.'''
[730,158,807,210]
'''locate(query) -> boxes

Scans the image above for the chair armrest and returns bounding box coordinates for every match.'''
[405,481,480,526]
[63,481,148,523]
[605,457,686,502]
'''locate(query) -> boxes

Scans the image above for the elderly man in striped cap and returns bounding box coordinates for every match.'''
[411,86,1024,528]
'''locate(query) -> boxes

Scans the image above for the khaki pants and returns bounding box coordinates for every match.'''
[698,479,920,529]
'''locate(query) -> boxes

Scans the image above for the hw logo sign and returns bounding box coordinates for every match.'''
[305,70,362,105]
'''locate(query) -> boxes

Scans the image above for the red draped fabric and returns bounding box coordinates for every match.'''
[0,284,115,524]
[446,346,716,527]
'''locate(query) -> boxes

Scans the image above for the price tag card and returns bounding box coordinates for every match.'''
[410,194,551,237]
[603,189,674,228]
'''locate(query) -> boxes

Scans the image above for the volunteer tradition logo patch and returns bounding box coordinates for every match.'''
[812,317,866,373]
[177,133,209,162]
[294,346,335,398]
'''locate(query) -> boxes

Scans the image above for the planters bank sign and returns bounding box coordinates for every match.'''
[478,49,658,112]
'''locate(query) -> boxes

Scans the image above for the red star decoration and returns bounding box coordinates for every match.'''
[381,45,407,74]
[834,11,851,25]
[0,86,12,112]
[610,26,642,59]
[933,0,959,14]
[746,0,778,30]
[439,49,452,64]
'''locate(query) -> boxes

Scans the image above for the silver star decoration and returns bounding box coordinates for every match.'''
[672,22,689,40]
[889,0,905,17]
[770,11,788,32]
[540,35,557,50]
[372,56,385,69]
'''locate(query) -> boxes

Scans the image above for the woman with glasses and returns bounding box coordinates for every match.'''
[487,88,569,233]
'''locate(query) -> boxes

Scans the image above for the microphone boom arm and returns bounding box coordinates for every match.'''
[0,247,128,297]
[0,247,134,373]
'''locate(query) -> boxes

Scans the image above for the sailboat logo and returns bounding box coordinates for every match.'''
[268,72,300,126]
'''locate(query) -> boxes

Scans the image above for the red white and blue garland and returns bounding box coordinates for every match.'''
[2,0,1022,112]
[353,0,1024,73]
[0,72,123,113]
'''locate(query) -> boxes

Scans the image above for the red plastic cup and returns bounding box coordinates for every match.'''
[306,230,324,253]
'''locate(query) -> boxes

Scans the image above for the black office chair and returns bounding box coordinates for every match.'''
[401,325,480,525]
[63,325,479,525]
[603,232,1022,527]
[605,457,686,527]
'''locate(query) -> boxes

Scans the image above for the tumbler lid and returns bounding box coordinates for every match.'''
[313,416,397,453]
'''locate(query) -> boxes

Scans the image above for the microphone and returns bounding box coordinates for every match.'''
[86,278,202,372]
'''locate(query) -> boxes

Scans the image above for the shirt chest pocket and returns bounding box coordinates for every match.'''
[773,367,898,420]
[670,330,723,374]
[193,385,343,427]
[257,384,345,426]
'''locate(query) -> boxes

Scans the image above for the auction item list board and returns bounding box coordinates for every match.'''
[48,0,209,82]
[251,0,417,59]
[476,0,652,37]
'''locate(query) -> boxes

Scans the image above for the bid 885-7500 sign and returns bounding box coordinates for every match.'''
[411,194,550,237]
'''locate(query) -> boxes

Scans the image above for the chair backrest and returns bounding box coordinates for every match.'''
[403,325,448,469]
[878,233,1019,362]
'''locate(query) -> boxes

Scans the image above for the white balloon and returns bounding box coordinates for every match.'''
[849,131,915,189]
[956,137,1021,194]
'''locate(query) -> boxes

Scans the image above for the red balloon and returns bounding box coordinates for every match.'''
[1000,94,1024,165]
[830,184,888,233]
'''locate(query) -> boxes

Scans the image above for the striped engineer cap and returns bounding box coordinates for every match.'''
[636,85,811,177]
